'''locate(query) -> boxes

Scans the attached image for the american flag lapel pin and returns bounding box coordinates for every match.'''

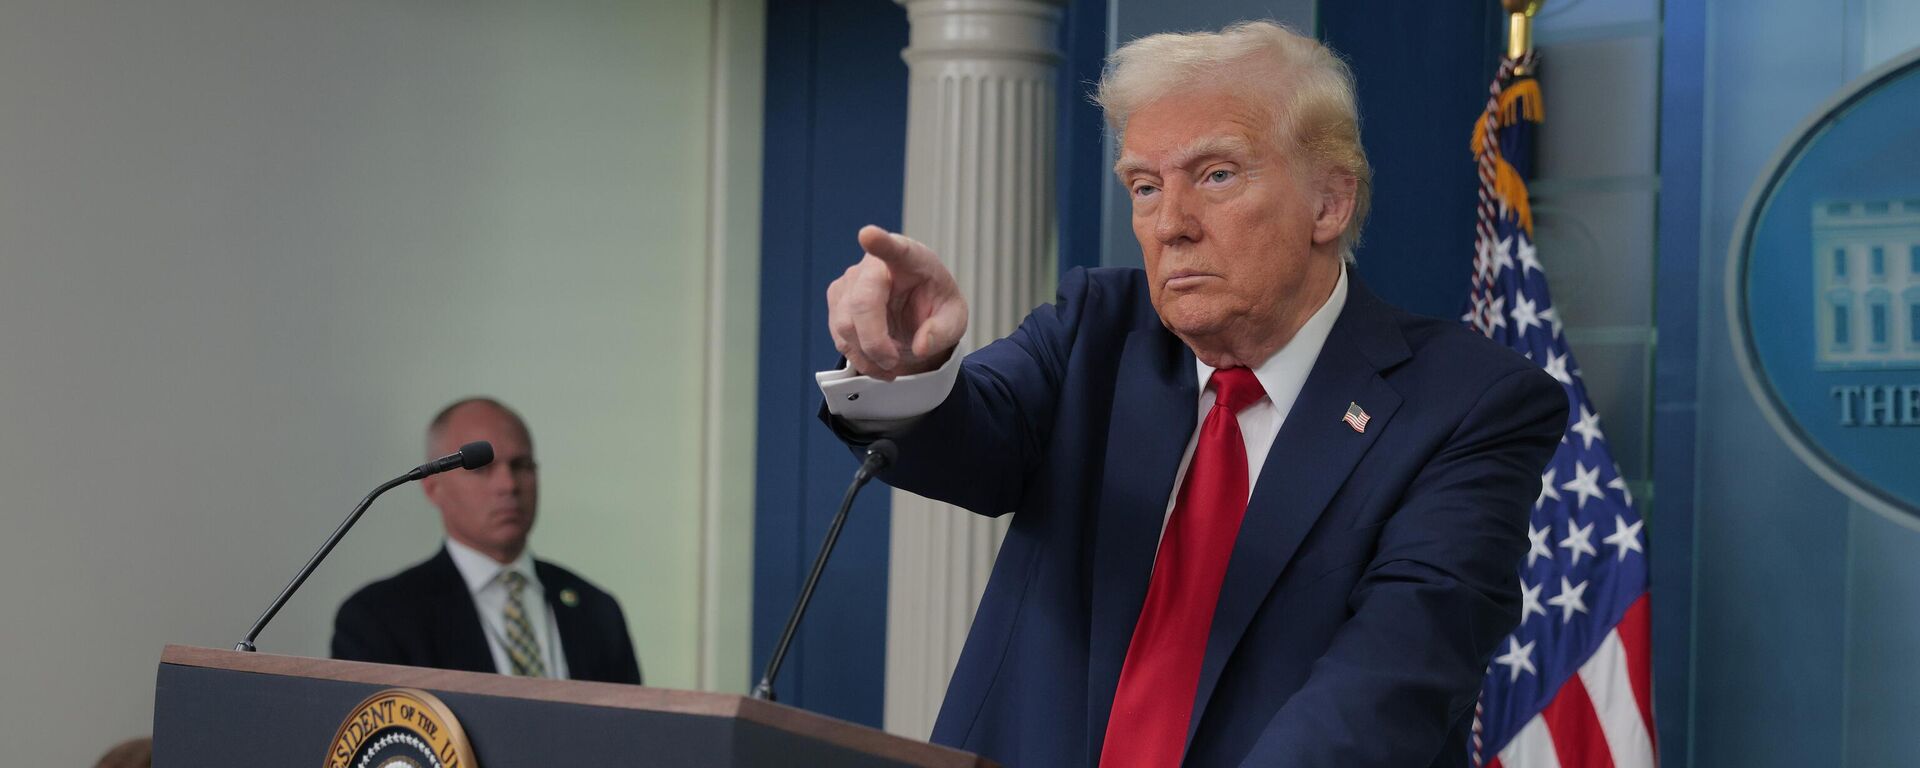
[1342,402,1370,433]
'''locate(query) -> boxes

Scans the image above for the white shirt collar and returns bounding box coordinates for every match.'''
[1194,262,1349,412]
[443,537,540,597]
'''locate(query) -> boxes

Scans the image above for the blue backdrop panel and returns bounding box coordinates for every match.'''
[1652,0,1703,763]
[1317,2,1503,319]
[1688,3,1856,764]
[1057,0,1112,274]
[752,0,909,727]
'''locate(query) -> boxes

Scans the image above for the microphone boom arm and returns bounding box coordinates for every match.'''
[234,473,412,652]
[233,440,492,652]
[751,440,895,701]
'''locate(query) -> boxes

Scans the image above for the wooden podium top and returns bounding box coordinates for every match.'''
[161,645,992,768]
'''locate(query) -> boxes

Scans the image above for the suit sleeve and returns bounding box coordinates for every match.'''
[820,268,1099,517]
[331,591,403,665]
[1240,366,1569,767]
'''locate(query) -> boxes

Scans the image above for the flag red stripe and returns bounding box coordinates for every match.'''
[1541,672,1615,768]
[1487,758,1504,768]
[1615,595,1657,752]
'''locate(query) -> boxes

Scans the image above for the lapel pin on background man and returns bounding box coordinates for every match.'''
[817,20,1569,768]
[331,397,643,685]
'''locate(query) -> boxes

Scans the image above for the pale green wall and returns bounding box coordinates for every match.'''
[0,0,759,763]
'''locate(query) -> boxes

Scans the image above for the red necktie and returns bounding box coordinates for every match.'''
[1101,367,1266,768]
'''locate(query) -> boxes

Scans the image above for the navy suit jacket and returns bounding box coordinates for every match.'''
[830,267,1567,767]
[331,547,643,685]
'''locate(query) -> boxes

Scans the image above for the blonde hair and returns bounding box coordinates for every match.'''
[1095,21,1372,256]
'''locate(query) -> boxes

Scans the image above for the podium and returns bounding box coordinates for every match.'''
[153,645,991,767]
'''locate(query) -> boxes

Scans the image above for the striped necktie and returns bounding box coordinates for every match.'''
[501,570,548,677]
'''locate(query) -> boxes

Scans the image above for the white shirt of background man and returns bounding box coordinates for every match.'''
[444,536,571,679]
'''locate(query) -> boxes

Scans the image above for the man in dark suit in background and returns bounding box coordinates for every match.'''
[819,21,1566,768]
[332,398,642,685]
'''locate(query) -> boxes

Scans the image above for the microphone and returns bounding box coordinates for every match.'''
[406,441,495,481]
[233,441,496,652]
[752,439,897,701]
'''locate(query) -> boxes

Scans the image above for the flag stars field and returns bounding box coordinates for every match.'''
[1557,520,1598,565]
[1527,523,1554,568]
[1494,235,1518,276]
[1537,468,1561,508]
[1515,235,1543,276]
[1559,461,1604,510]
[1511,295,1544,335]
[1603,515,1644,561]
[1607,473,1634,506]
[1520,580,1548,624]
[1495,637,1538,683]
[1569,406,1605,449]
[1468,51,1654,768]
[1546,577,1590,623]
[1541,349,1571,385]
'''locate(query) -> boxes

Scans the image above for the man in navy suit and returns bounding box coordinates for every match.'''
[818,21,1567,768]
[331,398,642,685]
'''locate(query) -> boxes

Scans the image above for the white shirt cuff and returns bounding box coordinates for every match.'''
[816,350,963,432]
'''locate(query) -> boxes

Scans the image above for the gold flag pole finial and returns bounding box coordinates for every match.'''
[1504,0,1545,74]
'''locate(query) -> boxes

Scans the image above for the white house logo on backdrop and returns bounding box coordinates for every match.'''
[1812,199,1920,369]
[1730,49,1920,525]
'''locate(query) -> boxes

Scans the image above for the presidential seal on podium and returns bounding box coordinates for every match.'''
[326,688,477,768]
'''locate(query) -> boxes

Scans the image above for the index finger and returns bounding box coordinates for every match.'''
[857,225,935,272]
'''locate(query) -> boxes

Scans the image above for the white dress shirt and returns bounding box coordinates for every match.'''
[820,265,1350,527]
[443,537,571,679]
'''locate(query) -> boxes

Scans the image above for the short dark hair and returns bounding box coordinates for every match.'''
[426,397,531,458]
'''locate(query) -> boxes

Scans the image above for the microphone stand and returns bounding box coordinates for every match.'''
[234,474,414,652]
[233,442,489,653]
[752,440,895,701]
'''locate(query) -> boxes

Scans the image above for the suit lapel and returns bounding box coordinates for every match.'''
[1087,325,1197,764]
[538,561,591,681]
[1184,278,1411,748]
[429,548,497,675]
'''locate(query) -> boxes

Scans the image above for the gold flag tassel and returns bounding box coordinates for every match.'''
[1470,0,1547,238]
[1470,77,1544,156]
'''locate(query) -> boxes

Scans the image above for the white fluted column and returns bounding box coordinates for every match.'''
[886,0,1064,739]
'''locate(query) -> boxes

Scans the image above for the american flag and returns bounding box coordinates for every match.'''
[1463,52,1657,768]
[1343,402,1371,433]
